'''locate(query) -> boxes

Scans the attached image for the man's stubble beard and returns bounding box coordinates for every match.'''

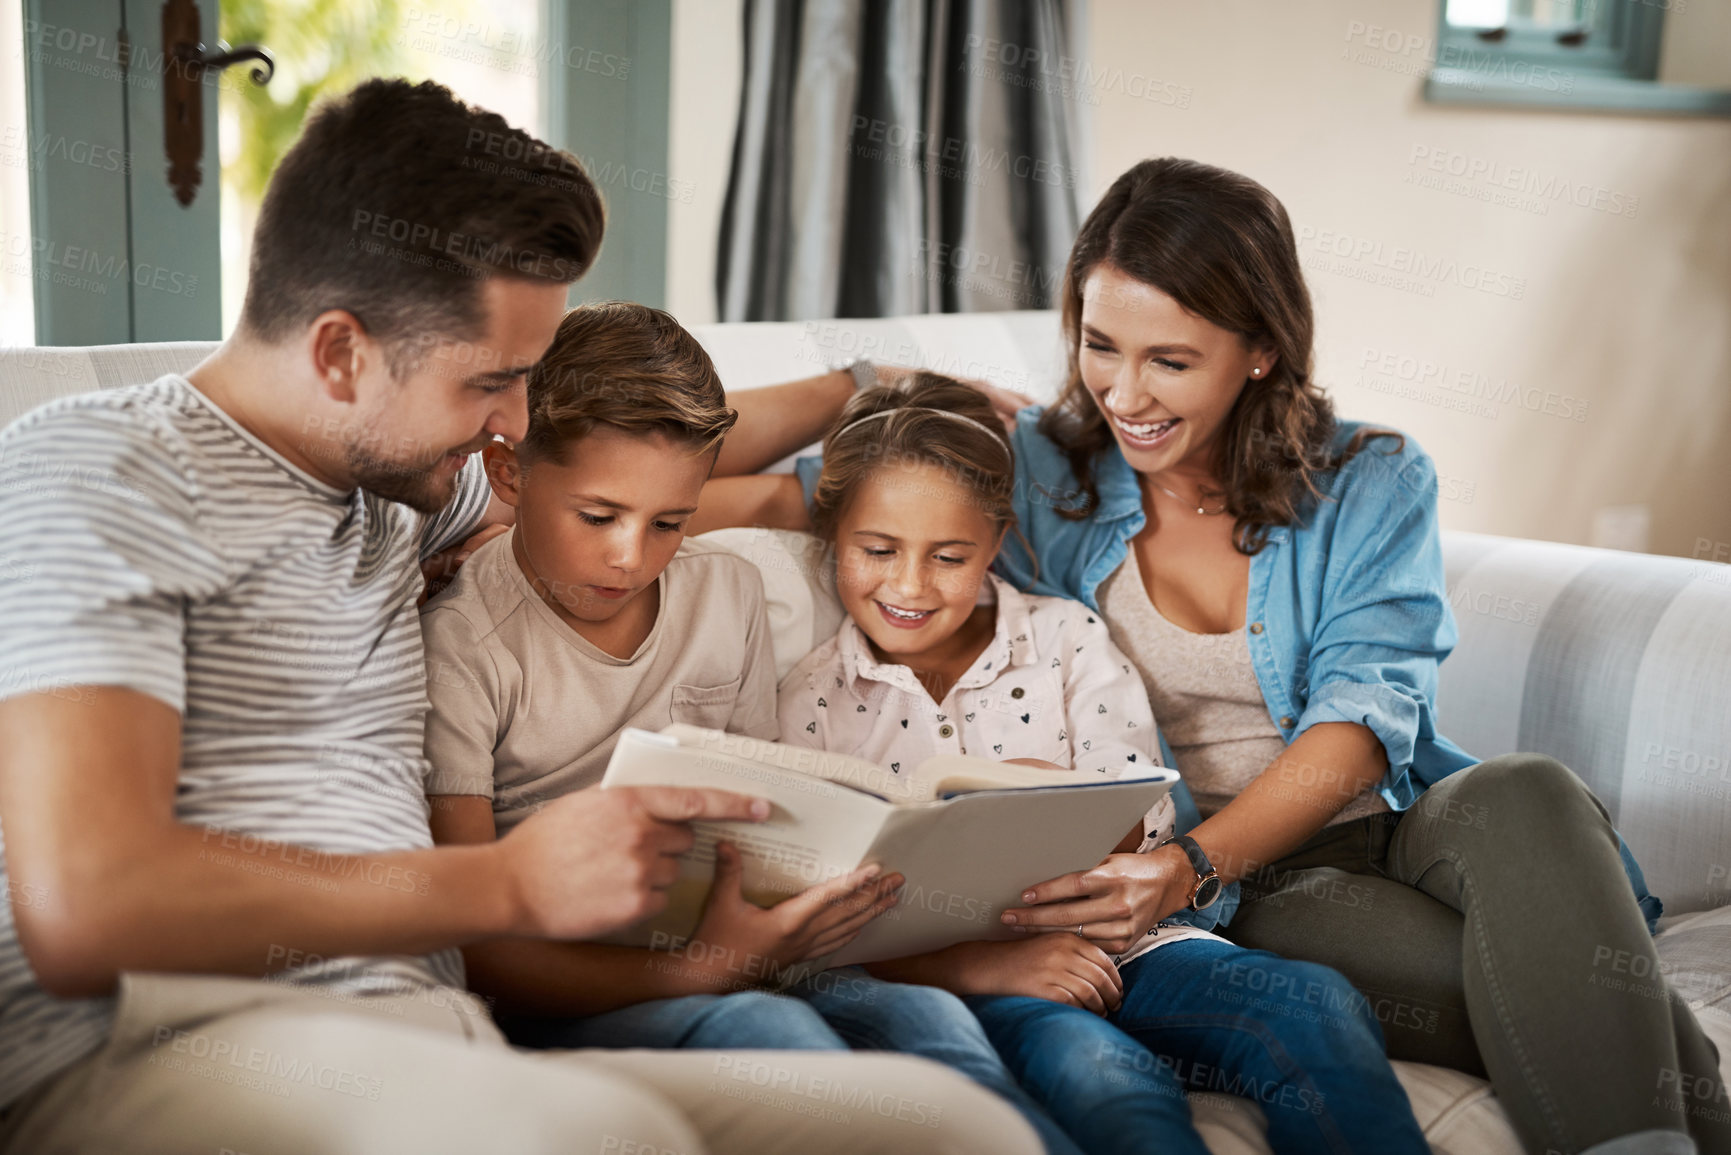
[344,441,460,514]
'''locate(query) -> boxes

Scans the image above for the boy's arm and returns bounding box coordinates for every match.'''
[430,795,758,1015]
[0,688,767,997]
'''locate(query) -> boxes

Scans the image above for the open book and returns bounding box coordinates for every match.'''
[599,724,1176,968]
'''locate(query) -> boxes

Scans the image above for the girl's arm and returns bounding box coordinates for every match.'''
[864,936,1123,1016]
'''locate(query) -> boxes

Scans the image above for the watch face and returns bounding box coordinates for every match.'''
[1194,876,1223,910]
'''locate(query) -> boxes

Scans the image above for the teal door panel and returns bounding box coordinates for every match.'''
[23,0,221,345]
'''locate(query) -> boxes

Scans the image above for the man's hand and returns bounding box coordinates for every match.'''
[686,842,903,982]
[496,786,770,942]
[1000,844,1194,955]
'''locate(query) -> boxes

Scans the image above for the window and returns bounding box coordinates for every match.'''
[1426,0,1731,115]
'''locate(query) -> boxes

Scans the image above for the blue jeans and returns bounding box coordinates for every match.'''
[969,937,1430,1155]
[498,968,1081,1155]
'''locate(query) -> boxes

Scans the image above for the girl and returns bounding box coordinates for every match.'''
[777,373,1429,1155]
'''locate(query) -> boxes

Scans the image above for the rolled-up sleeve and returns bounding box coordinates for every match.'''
[793,454,824,516]
[1294,448,1457,810]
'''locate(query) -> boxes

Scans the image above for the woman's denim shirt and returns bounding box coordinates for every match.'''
[793,410,1658,931]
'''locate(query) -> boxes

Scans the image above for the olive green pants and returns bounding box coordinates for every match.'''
[1222,753,1728,1155]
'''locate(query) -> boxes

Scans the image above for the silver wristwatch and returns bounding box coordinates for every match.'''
[838,358,878,393]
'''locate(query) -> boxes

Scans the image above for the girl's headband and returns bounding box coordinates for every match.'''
[838,406,1006,441]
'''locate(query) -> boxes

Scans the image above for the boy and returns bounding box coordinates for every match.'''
[421,303,1079,1155]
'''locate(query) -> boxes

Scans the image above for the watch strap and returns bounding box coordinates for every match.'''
[1169,834,1214,880]
[840,358,877,393]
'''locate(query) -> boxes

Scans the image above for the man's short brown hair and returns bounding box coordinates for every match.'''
[240,78,604,370]
[519,302,736,467]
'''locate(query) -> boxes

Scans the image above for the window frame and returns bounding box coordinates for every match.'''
[1425,0,1731,116]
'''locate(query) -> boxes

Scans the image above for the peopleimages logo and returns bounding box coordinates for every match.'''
[1355,347,1590,423]
[1297,226,1526,301]
[1406,146,1640,219]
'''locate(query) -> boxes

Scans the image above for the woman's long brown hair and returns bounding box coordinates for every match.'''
[1038,157,1398,553]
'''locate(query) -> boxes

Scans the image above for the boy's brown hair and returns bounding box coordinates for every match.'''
[241,78,605,373]
[518,302,737,466]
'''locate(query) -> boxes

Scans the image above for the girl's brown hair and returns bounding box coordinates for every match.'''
[811,373,1017,545]
[519,302,737,466]
[1038,157,1397,553]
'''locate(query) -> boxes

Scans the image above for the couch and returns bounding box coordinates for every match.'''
[2,314,1727,1155]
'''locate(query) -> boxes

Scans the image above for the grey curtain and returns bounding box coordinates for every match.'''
[716,0,1087,321]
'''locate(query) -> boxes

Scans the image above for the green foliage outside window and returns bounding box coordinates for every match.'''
[219,0,415,206]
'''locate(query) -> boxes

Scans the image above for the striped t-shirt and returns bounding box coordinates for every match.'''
[0,375,490,1109]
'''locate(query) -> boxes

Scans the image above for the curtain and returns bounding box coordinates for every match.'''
[716,0,1087,322]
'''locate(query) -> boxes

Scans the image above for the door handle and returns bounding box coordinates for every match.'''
[163,0,274,207]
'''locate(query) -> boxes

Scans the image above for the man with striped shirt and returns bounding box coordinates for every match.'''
[0,79,1038,1155]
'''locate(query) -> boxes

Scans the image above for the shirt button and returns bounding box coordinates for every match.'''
[1279,715,1295,728]
[1010,687,1025,699]
[939,724,954,739]
[1249,622,1264,635]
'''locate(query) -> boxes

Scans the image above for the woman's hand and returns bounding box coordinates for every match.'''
[1000,843,1196,955]
[873,366,1036,432]
[688,843,903,986]
[920,936,1124,1015]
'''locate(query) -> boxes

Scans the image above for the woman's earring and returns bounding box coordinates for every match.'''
[1251,367,1262,377]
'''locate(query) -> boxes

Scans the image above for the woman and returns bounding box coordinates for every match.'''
[696,158,1726,1155]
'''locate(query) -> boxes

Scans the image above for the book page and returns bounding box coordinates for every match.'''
[661,723,921,801]
[598,729,893,949]
[906,754,1140,801]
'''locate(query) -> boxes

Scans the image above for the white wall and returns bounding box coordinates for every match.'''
[1085,0,1731,560]
[667,0,742,326]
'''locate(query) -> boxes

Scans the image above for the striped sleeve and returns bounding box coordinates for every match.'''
[418,453,492,561]
[0,403,223,713]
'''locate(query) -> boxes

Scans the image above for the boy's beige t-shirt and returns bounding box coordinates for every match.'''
[421,529,779,834]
